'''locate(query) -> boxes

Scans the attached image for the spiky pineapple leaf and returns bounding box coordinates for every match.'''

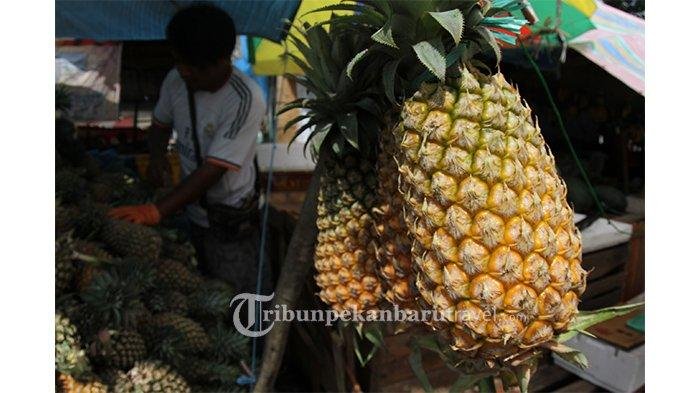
[412,38,446,82]
[558,302,644,343]
[382,59,401,105]
[408,343,434,392]
[429,9,464,45]
[372,18,398,48]
[346,48,369,79]
[543,341,589,369]
[449,374,481,393]
[337,112,359,149]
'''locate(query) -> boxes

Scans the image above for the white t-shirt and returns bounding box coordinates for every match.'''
[153,67,266,227]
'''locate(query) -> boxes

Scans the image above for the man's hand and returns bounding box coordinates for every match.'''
[109,204,161,226]
[147,154,172,187]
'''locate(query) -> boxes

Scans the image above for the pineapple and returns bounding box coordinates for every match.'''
[101,218,162,260]
[73,201,108,240]
[373,131,420,310]
[161,240,197,265]
[155,259,203,294]
[73,240,113,292]
[56,203,79,236]
[56,313,91,376]
[56,235,78,294]
[147,289,189,316]
[147,313,211,354]
[56,168,87,204]
[188,281,234,322]
[314,153,383,313]
[57,373,108,393]
[395,71,585,356]
[91,329,147,370]
[114,360,190,393]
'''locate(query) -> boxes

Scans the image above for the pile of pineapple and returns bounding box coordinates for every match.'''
[55,146,249,393]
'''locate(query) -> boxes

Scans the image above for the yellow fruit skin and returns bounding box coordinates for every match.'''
[373,132,420,310]
[314,153,382,313]
[395,66,585,359]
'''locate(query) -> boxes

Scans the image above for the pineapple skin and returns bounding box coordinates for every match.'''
[101,218,162,261]
[395,67,585,358]
[115,360,190,393]
[314,153,383,313]
[373,131,421,310]
[57,373,109,393]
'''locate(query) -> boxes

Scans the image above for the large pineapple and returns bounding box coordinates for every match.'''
[114,360,190,393]
[314,153,383,312]
[396,69,585,357]
[101,218,162,260]
[322,0,584,361]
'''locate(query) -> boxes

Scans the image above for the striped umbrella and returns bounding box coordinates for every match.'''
[570,1,644,95]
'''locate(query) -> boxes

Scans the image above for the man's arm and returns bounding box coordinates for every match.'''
[154,162,227,217]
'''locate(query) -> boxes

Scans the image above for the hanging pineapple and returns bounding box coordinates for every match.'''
[280,18,388,313]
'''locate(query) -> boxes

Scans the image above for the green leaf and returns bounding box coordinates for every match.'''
[355,97,382,119]
[545,342,589,369]
[429,9,464,45]
[474,26,502,63]
[558,302,644,343]
[276,99,306,115]
[372,18,398,48]
[346,48,369,80]
[412,39,446,82]
[338,112,359,149]
[449,374,481,393]
[382,59,400,105]
[282,115,307,133]
[408,344,433,392]
[515,362,536,393]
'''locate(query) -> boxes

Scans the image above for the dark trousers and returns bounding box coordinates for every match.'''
[189,219,273,297]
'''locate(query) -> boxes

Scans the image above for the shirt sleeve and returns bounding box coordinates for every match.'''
[152,69,177,126]
[205,84,265,171]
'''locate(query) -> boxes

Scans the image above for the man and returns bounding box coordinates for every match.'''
[110,3,271,295]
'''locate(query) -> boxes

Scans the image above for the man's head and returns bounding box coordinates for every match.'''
[166,3,236,91]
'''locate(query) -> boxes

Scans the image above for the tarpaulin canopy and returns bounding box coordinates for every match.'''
[571,1,644,95]
[252,0,350,76]
[55,0,300,42]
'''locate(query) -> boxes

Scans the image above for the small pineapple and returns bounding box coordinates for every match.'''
[56,313,91,376]
[373,130,420,310]
[314,153,383,313]
[114,360,190,393]
[147,313,211,354]
[155,259,203,294]
[161,240,197,265]
[147,289,189,316]
[101,218,162,260]
[91,329,147,370]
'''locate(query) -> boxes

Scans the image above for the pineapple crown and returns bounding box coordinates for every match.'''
[280,15,390,158]
[285,0,527,155]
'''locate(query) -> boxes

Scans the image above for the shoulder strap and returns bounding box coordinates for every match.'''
[186,88,209,209]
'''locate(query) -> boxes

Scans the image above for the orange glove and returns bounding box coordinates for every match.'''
[109,204,161,226]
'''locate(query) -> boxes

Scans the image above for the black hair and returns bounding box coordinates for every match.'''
[166,3,236,67]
